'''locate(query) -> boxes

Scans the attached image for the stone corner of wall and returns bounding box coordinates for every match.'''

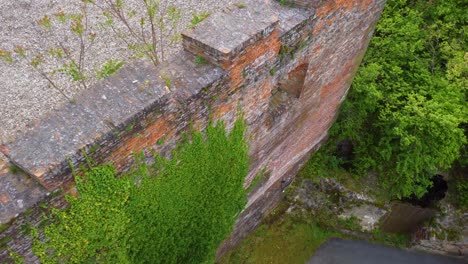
[181,1,316,69]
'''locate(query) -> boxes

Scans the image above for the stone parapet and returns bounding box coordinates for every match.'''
[182,6,280,70]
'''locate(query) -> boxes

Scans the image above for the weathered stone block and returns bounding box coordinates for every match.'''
[182,6,279,70]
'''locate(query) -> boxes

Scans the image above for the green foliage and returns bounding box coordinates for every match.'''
[125,123,134,132]
[156,137,165,145]
[298,144,344,180]
[220,200,409,264]
[3,0,188,100]
[96,59,124,80]
[0,223,10,233]
[13,46,27,58]
[247,168,267,193]
[54,10,67,24]
[279,0,294,7]
[325,0,467,198]
[160,73,172,88]
[194,55,209,66]
[236,2,247,9]
[269,68,276,76]
[337,216,362,231]
[37,15,52,30]
[9,250,24,264]
[0,236,13,250]
[70,15,84,36]
[33,118,249,264]
[30,54,44,68]
[219,208,342,264]
[0,49,13,64]
[279,45,293,61]
[452,177,468,209]
[8,164,23,174]
[190,12,210,28]
[371,229,409,248]
[33,165,131,263]
[59,61,85,81]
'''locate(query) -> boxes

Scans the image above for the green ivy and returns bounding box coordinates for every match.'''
[33,118,249,263]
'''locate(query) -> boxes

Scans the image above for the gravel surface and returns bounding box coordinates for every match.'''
[0,0,234,144]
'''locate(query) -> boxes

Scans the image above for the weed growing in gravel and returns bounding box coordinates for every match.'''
[96,59,124,80]
[190,12,210,28]
[160,73,172,89]
[236,2,247,8]
[0,50,13,64]
[0,0,196,101]
[1,3,98,100]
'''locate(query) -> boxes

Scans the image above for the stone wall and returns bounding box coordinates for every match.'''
[0,0,386,262]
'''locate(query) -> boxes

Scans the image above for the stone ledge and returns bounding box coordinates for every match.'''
[182,4,279,69]
[181,0,315,70]
[1,54,224,191]
[0,158,47,224]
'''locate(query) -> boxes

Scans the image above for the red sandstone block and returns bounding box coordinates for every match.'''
[182,4,279,70]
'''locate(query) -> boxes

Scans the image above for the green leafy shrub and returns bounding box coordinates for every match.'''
[298,145,343,180]
[33,118,249,264]
[453,178,468,209]
[322,0,467,198]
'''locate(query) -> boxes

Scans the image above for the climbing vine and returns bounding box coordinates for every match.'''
[33,118,249,263]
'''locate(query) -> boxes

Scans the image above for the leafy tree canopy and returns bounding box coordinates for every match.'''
[325,0,467,198]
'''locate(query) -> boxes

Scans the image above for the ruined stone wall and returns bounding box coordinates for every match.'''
[0,0,386,261]
[217,0,387,254]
